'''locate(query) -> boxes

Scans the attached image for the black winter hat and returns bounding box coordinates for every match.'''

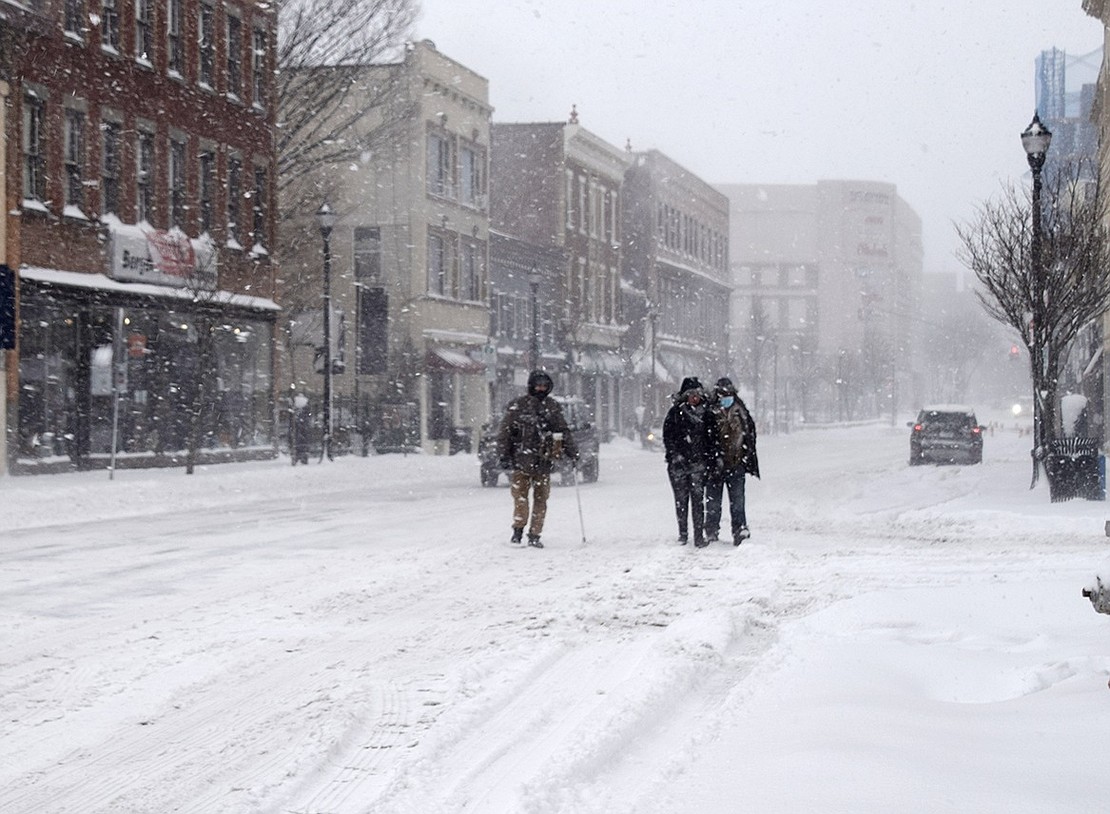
[679,376,702,395]
[527,369,554,397]
[715,377,737,396]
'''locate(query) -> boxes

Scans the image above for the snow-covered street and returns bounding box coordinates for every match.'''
[2,418,1109,813]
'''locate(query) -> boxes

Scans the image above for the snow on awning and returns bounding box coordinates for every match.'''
[632,353,672,383]
[425,347,485,374]
[657,351,692,381]
[576,349,626,376]
[20,267,280,312]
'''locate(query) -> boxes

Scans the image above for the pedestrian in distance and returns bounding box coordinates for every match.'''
[496,370,579,548]
[662,377,718,547]
[291,394,311,466]
[705,377,760,545]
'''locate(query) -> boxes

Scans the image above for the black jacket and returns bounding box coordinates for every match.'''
[663,399,717,475]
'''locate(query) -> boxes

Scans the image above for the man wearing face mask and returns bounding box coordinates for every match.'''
[496,369,578,548]
[705,377,760,545]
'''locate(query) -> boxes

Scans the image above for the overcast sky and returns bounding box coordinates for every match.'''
[416,0,1103,274]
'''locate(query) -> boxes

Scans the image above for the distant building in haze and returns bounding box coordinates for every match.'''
[718,180,923,428]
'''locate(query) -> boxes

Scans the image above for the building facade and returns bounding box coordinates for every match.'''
[719,180,923,427]
[486,231,566,414]
[622,149,730,426]
[490,115,632,436]
[1037,43,1103,437]
[4,0,279,474]
[280,41,492,455]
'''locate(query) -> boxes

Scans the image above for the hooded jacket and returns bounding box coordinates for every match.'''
[709,378,760,478]
[495,370,578,476]
[662,377,718,474]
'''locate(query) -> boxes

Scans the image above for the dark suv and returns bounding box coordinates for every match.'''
[908,406,984,465]
[479,396,600,486]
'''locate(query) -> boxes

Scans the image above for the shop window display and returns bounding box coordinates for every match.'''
[18,293,273,466]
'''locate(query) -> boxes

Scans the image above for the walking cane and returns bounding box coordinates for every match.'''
[572,464,587,544]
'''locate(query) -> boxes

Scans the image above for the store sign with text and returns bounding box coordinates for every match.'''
[110,228,217,290]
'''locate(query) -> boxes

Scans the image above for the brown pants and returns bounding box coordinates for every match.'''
[510,470,551,536]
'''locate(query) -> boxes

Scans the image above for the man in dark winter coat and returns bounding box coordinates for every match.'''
[705,377,760,545]
[662,377,718,547]
[495,370,579,548]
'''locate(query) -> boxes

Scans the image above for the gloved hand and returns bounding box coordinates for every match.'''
[713,457,725,475]
[499,457,512,471]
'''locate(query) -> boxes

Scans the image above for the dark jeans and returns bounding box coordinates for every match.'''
[668,464,706,541]
[705,466,747,538]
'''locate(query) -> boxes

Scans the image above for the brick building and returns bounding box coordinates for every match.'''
[622,149,730,426]
[3,0,279,473]
[491,115,632,436]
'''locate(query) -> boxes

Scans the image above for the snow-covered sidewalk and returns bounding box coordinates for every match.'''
[1,421,1108,813]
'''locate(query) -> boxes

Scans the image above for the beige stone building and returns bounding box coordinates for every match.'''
[281,40,492,455]
[719,180,923,426]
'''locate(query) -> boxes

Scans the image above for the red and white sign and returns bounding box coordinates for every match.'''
[109,226,217,289]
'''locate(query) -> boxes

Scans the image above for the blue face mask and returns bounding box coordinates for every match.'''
[720,395,734,409]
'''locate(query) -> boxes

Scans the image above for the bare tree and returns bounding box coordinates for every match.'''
[957,161,1110,485]
[276,0,417,221]
[919,295,1002,403]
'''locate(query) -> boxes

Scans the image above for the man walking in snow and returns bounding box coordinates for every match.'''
[663,377,718,547]
[705,377,759,545]
[496,370,579,548]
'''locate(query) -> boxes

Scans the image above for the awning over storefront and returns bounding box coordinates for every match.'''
[633,353,672,383]
[576,349,627,376]
[20,267,280,312]
[658,351,702,382]
[425,347,485,373]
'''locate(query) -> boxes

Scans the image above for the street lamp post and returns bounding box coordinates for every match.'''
[317,201,339,462]
[648,306,658,422]
[528,265,542,370]
[1021,112,1052,484]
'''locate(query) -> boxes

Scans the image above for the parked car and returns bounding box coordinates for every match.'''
[908,405,984,465]
[479,395,600,486]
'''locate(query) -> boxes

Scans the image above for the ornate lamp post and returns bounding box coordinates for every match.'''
[317,201,339,462]
[1021,112,1052,483]
[529,265,542,370]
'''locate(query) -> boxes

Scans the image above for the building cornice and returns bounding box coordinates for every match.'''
[564,125,633,180]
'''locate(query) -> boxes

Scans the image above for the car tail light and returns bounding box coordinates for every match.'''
[912,423,923,432]
[971,426,981,435]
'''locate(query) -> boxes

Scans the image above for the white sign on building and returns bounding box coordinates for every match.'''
[109,223,217,290]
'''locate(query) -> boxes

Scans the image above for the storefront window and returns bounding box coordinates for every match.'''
[212,318,273,448]
[17,300,80,459]
[18,288,274,465]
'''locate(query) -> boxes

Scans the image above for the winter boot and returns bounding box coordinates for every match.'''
[693,534,708,548]
[511,527,524,544]
[734,526,751,545]
[527,533,544,549]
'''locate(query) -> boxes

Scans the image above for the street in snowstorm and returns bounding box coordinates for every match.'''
[2,416,1110,813]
